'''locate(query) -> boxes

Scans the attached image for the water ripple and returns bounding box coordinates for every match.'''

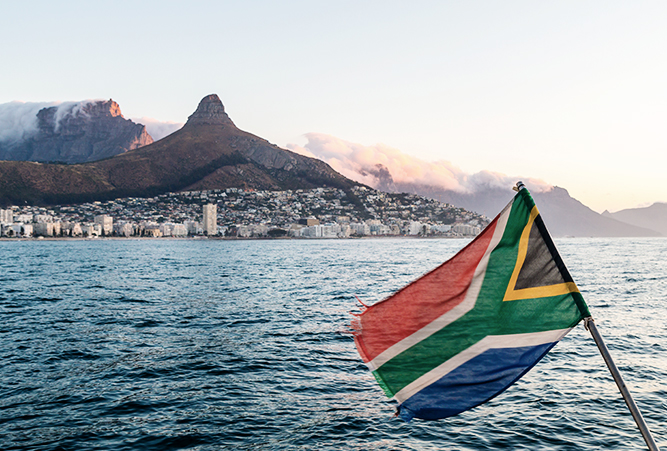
[0,238,665,450]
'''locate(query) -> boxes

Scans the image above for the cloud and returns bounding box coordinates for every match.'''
[52,100,101,132]
[0,100,101,145]
[0,101,57,145]
[287,133,552,194]
[131,117,183,141]
[0,100,183,146]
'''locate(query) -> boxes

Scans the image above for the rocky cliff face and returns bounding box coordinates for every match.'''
[0,100,153,163]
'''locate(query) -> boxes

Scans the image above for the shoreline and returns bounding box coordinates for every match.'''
[0,235,659,242]
[0,234,473,242]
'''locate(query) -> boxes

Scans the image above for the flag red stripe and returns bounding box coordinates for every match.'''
[354,218,499,363]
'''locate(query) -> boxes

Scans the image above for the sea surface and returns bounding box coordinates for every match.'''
[1,237,665,450]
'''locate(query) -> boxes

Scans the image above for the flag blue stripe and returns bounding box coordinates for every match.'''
[398,342,557,421]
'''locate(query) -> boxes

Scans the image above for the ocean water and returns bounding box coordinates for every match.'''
[0,237,665,450]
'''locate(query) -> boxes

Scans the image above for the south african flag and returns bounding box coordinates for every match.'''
[352,184,590,421]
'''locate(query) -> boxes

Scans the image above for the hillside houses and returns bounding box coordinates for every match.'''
[0,187,486,239]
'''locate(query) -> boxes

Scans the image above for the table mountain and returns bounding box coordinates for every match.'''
[0,95,358,206]
[0,100,153,163]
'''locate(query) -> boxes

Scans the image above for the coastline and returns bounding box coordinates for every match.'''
[0,234,472,242]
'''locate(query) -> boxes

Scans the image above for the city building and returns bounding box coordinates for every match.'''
[452,224,481,236]
[15,214,32,223]
[34,222,57,237]
[172,224,188,237]
[299,217,320,226]
[203,204,217,235]
[0,209,13,224]
[0,186,486,240]
[94,215,113,236]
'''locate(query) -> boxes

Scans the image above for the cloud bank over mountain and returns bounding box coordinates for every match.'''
[1,100,185,146]
[0,100,108,145]
[0,101,59,144]
[287,133,552,195]
[130,117,183,141]
[0,100,153,164]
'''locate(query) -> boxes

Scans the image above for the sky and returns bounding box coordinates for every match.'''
[2,1,667,212]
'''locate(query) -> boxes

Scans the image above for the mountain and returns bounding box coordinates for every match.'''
[0,100,153,163]
[530,188,660,237]
[602,203,667,236]
[366,167,659,237]
[0,95,359,206]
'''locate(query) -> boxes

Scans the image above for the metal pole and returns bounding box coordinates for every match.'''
[584,317,660,451]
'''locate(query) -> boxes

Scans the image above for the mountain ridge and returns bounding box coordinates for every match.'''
[0,95,359,206]
[602,203,667,236]
[348,163,659,237]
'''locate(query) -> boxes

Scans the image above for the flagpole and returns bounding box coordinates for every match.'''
[584,317,660,451]
[513,182,657,448]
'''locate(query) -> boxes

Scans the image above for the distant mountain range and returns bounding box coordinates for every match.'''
[351,164,660,237]
[0,100,153,163]
[393,183,659,237]
[602,203,667,236]
[0,95,357,206]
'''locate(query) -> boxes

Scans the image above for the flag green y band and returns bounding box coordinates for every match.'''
[352,185,590,420]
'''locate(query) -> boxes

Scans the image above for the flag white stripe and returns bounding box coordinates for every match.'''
[394,328,573,403]
[367,203,513,371]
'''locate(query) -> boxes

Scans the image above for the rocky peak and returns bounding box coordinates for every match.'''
[89,99,123,118]
[186,94,234,126]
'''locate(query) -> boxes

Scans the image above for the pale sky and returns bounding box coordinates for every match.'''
[2,1,667,212]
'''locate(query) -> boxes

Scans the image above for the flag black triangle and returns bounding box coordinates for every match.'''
[504,207,579,302]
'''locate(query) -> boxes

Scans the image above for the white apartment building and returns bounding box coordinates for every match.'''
[431,224,453,234]
[1,224,22,237]
[288,224,304,237]
[452,224,481,236]
[0,209,13,224]
[369,223,391,235]
[350,222,370,236]
[34,222,60,237]
[94,215,113,236]
[203,204,217,236]
[68,223,83,237]
[159,223,173,237]
[21,224,33,237]
[114,222,134,237]
[15,214,32,223]
[321,224,338,238]
[408,221,424,235]
[301,225,322,238]
[172,224,188,237]
[82,224,102,237]
[185,220,202,235]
